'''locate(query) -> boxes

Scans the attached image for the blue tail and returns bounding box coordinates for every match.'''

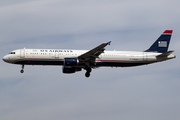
[145,30,173,53]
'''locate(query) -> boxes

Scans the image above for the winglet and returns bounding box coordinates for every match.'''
[107,41,111,45]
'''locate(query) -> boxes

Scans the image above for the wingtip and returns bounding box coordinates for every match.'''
[108,41,111,45]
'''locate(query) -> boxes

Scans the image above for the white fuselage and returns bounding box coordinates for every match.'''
[3,48,175,67]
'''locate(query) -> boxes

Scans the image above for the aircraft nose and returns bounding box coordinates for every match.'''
[2,55,9,62]
[3,55,14,63]
[3,56,6,62]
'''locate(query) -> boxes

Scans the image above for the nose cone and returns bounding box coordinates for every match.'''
[2,55,10,63]
[3,56,6,62]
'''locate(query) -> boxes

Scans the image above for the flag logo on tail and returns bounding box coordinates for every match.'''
[158,41,167,47]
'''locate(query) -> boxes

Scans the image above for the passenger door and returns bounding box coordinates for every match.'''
[20,49,25,58]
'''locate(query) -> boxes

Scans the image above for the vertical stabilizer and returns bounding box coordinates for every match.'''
[145,30,173,53]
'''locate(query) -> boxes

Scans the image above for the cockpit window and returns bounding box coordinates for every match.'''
[9,52,16,54]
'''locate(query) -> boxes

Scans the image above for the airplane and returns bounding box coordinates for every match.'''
[3,30,176,77]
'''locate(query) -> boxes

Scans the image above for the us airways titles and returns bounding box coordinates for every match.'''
[40,50,73,52]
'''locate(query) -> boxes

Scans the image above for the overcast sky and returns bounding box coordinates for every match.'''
[0,0,180,120]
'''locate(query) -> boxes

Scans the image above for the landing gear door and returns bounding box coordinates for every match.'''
[20,49,25,58]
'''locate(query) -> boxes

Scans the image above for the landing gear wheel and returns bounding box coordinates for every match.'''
[85,72,90,77]
[20,70,24,73]
[20,65,24,73]
[85,67,92,77]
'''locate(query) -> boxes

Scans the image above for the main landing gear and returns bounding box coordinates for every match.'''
[20,65,24,73]
[85,67,92,78]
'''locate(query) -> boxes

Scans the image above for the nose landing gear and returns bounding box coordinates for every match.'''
[20,65,24,73]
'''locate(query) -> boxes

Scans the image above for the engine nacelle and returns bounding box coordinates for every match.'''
[63,66,82,74]
[63,66,76,73]
[64,58,78,66]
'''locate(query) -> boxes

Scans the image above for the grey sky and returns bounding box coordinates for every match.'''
[0,0,180,120]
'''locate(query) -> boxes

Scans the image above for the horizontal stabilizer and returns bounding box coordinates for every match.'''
[156,50,174,58]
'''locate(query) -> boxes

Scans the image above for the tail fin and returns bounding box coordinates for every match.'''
[145,30,173,53]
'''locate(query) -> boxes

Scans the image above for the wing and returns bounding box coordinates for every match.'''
[78,41,111,66]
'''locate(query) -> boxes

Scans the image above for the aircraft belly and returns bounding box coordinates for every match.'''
[95,61,148,67]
